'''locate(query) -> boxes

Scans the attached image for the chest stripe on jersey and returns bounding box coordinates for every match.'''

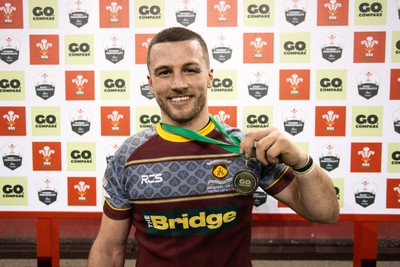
[130,192,242,205]
[125,153,237,167]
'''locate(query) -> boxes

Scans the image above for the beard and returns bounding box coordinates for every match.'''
[155,90,207,124]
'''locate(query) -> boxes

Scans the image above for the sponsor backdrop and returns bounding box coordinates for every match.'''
[0,0,399,215]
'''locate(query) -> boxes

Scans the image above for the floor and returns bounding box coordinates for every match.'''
[0,259,398,267]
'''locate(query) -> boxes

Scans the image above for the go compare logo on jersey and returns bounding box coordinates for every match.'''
[143,204,240,236]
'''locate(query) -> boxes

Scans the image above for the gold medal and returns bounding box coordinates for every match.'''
[232,169,259,195]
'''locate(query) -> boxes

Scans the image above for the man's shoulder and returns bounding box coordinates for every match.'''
[222,122,245,138]
[117,126,157,156]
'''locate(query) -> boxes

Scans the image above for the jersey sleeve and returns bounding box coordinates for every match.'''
[259,163,295,196]
[102,144,133,220]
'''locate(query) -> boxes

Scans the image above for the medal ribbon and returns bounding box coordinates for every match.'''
[160,114,244,157]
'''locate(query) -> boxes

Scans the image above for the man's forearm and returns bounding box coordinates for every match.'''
[294,165,340,224]
[87,244,126,267]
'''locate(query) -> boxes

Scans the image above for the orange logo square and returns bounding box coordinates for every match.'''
[280,70,310,100]
[390,69,400,100]
[209,106,237,127]
[243,33,274,63]
[68,177,96,206]
[135,34,155,64]
[317,0,349,26]
[99,0,129,28]
[0,106,26,136]
[315,106,346,136]
[387,179,400,209]
[0,0,24,29]
[207,0,237,27]
[65,70,95,100]
[101,106,130,136]
[29,35,59,65]
[353,31,386,63]
[350,142,382,172]
[32,142,62,171]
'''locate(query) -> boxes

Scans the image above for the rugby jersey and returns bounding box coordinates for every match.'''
[103,119,294,267]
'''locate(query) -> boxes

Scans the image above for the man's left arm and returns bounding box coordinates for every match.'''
[275,164,340,224]
[240,127,340,224]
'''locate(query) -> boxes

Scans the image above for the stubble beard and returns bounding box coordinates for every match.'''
[156,91,207,124]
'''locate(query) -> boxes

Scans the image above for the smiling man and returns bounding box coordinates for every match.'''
[87,27,339,267]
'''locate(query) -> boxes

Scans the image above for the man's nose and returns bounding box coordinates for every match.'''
[171,74,187,89]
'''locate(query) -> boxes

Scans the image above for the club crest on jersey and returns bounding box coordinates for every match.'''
[208,159,230,179]
[212,164,229,179]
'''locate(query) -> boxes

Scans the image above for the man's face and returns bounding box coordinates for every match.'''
[147,40,213,125]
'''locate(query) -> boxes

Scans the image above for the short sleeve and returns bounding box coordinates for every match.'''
[102,148,133,219]
[259,163,295,196]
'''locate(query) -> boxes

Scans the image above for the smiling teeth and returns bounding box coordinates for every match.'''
[171,96,189,102]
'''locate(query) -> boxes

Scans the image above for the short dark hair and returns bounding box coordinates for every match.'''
[146,27,210,69]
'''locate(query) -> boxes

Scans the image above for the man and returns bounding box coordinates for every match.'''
[87,27,339,267]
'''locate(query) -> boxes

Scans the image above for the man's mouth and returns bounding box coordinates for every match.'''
[170,96,190,103]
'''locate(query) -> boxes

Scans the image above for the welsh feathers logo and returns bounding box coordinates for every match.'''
[207,0,237,26]
[32,142,62,171]
[0,107,26,136]
[280,70,310,100]
[0,1,24,29]
[68,177,96,206]
[29,35,59,65]
[65,71,95,100]
[209,106,237,127]
[354,32,386,63]
[101,107,130,136]
[243,33,274,63]
[350,142,382,173]
[317,0,348,26]
[99,0,129,28]
[135,34,154,64]
[390,69,400,100]
[387,179,400,209]
[315,106,346,136]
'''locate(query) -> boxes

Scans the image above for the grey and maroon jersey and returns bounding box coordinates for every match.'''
[103,120,294,267]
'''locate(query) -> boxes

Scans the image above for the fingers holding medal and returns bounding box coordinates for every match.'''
[240,127,302,168]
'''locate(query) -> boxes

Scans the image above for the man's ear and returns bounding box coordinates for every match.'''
[147,75,154,93]
[207,69,214,88]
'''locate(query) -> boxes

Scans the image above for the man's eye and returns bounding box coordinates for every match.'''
[185,68,199,73]
[158,70,171,76]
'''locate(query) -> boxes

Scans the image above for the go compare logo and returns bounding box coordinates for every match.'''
[143,204,239,236]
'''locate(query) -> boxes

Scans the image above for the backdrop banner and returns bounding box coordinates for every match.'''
[0,0,399,215]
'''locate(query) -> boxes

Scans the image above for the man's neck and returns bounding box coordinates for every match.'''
[162,113,210,132]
